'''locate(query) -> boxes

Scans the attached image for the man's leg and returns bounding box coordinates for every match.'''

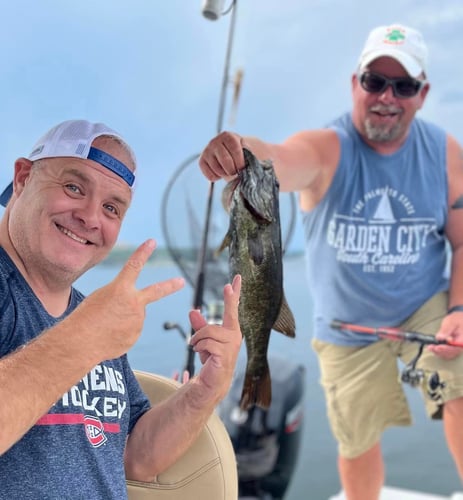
[338,442,384,500]
[399,292,463,484]
[443,397,463,481]
[312,338,411,499]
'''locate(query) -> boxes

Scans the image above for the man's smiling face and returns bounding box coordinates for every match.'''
[7,136,134,284]
[351,56,429,152]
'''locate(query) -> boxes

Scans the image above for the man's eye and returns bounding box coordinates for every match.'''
[104,203,118,215]
[65,184,81,194]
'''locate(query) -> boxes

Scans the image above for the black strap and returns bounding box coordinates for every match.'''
[447,305,463,315]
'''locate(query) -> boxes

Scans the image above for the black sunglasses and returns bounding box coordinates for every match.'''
[359,71,426,99]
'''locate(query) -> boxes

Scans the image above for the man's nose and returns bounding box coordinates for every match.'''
[74,200,101,229]
[378,83,397,100]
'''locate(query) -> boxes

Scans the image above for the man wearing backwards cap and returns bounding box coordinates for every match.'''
[0,119,242,498]
[199,23,463,499]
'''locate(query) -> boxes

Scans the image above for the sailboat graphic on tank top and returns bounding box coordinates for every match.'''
[372,192,396,224]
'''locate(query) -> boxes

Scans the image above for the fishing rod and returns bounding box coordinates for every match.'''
[331,319,463,399]
[183,0,239,377]
[330,320,463,348]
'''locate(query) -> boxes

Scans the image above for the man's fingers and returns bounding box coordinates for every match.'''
[116,239,156,284]
[114,239,184,305]
[189,309,207,332]
[140,277,185,306]
[189,275,240,339]
[428,344,461,360]
[172,370,190,384]
[221,274,241,329]
[199,132,246,179]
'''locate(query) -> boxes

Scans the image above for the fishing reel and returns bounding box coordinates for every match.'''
[400,343,446,401]
[332,320,452,403]
[400,365,424,387]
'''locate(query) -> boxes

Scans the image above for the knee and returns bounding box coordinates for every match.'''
[340,441,382,461]
[443,397,463,418]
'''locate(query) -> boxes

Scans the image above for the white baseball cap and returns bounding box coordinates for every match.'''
[358,24,428,78]
[0,119,136,207]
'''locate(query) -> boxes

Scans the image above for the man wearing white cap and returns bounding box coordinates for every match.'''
[198,23,463,500]
[0,119,242,498]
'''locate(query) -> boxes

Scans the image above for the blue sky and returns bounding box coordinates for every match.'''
[1,0,463,252]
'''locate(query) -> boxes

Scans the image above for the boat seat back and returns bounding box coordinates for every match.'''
[126,370,238,500]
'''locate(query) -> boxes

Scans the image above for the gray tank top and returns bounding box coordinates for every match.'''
[301,112,449,345]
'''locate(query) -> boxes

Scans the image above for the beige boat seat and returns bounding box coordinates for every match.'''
[126,370,238,500]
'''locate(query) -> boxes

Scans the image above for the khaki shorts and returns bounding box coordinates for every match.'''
[312,291,463,459]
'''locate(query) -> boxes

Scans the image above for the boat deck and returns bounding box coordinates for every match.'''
[330,487,463,499]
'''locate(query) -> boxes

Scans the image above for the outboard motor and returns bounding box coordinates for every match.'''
[218,356,306,500]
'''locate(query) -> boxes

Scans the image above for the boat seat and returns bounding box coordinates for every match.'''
[126,370,238,500]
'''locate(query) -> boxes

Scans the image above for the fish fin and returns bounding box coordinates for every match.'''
[240,365,272,410]
[214,230,232,258]
[221,179,240,213]
[272,293,296,338]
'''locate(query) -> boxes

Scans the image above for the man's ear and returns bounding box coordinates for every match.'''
[416,82,430,111]
[13,158,34,197]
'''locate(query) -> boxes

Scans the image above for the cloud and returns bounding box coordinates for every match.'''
[412,3,463,27]
[1,0,463,248]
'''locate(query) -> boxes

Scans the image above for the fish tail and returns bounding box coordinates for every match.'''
[239,366,272,410]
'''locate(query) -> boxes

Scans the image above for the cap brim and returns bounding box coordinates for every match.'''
[0,182,13,207]
[359,49,423,78]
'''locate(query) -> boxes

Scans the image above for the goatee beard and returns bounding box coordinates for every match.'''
[364,105,404,143]
[364,120,403,142]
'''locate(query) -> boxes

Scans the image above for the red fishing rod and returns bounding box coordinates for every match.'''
[330,319,463,348]
[331,319,463,399]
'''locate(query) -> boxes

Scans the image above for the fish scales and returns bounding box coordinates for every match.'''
[218,148,296,410]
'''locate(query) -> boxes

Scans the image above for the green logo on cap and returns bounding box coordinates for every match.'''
[385,29,405,43]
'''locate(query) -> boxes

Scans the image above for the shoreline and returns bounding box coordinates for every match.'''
[100,245,304,267]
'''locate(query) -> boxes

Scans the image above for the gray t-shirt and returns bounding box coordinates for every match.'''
[0,248,151,499]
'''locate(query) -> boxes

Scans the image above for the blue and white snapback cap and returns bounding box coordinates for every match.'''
[0,119,136,207]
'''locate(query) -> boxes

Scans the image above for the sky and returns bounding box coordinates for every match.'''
[1,0,463,252]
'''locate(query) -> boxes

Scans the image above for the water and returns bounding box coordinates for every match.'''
[76,255,461,500]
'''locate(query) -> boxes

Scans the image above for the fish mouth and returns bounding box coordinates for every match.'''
[56,223,91,245]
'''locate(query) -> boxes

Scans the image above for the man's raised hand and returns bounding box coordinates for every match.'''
[66,239,185,361]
